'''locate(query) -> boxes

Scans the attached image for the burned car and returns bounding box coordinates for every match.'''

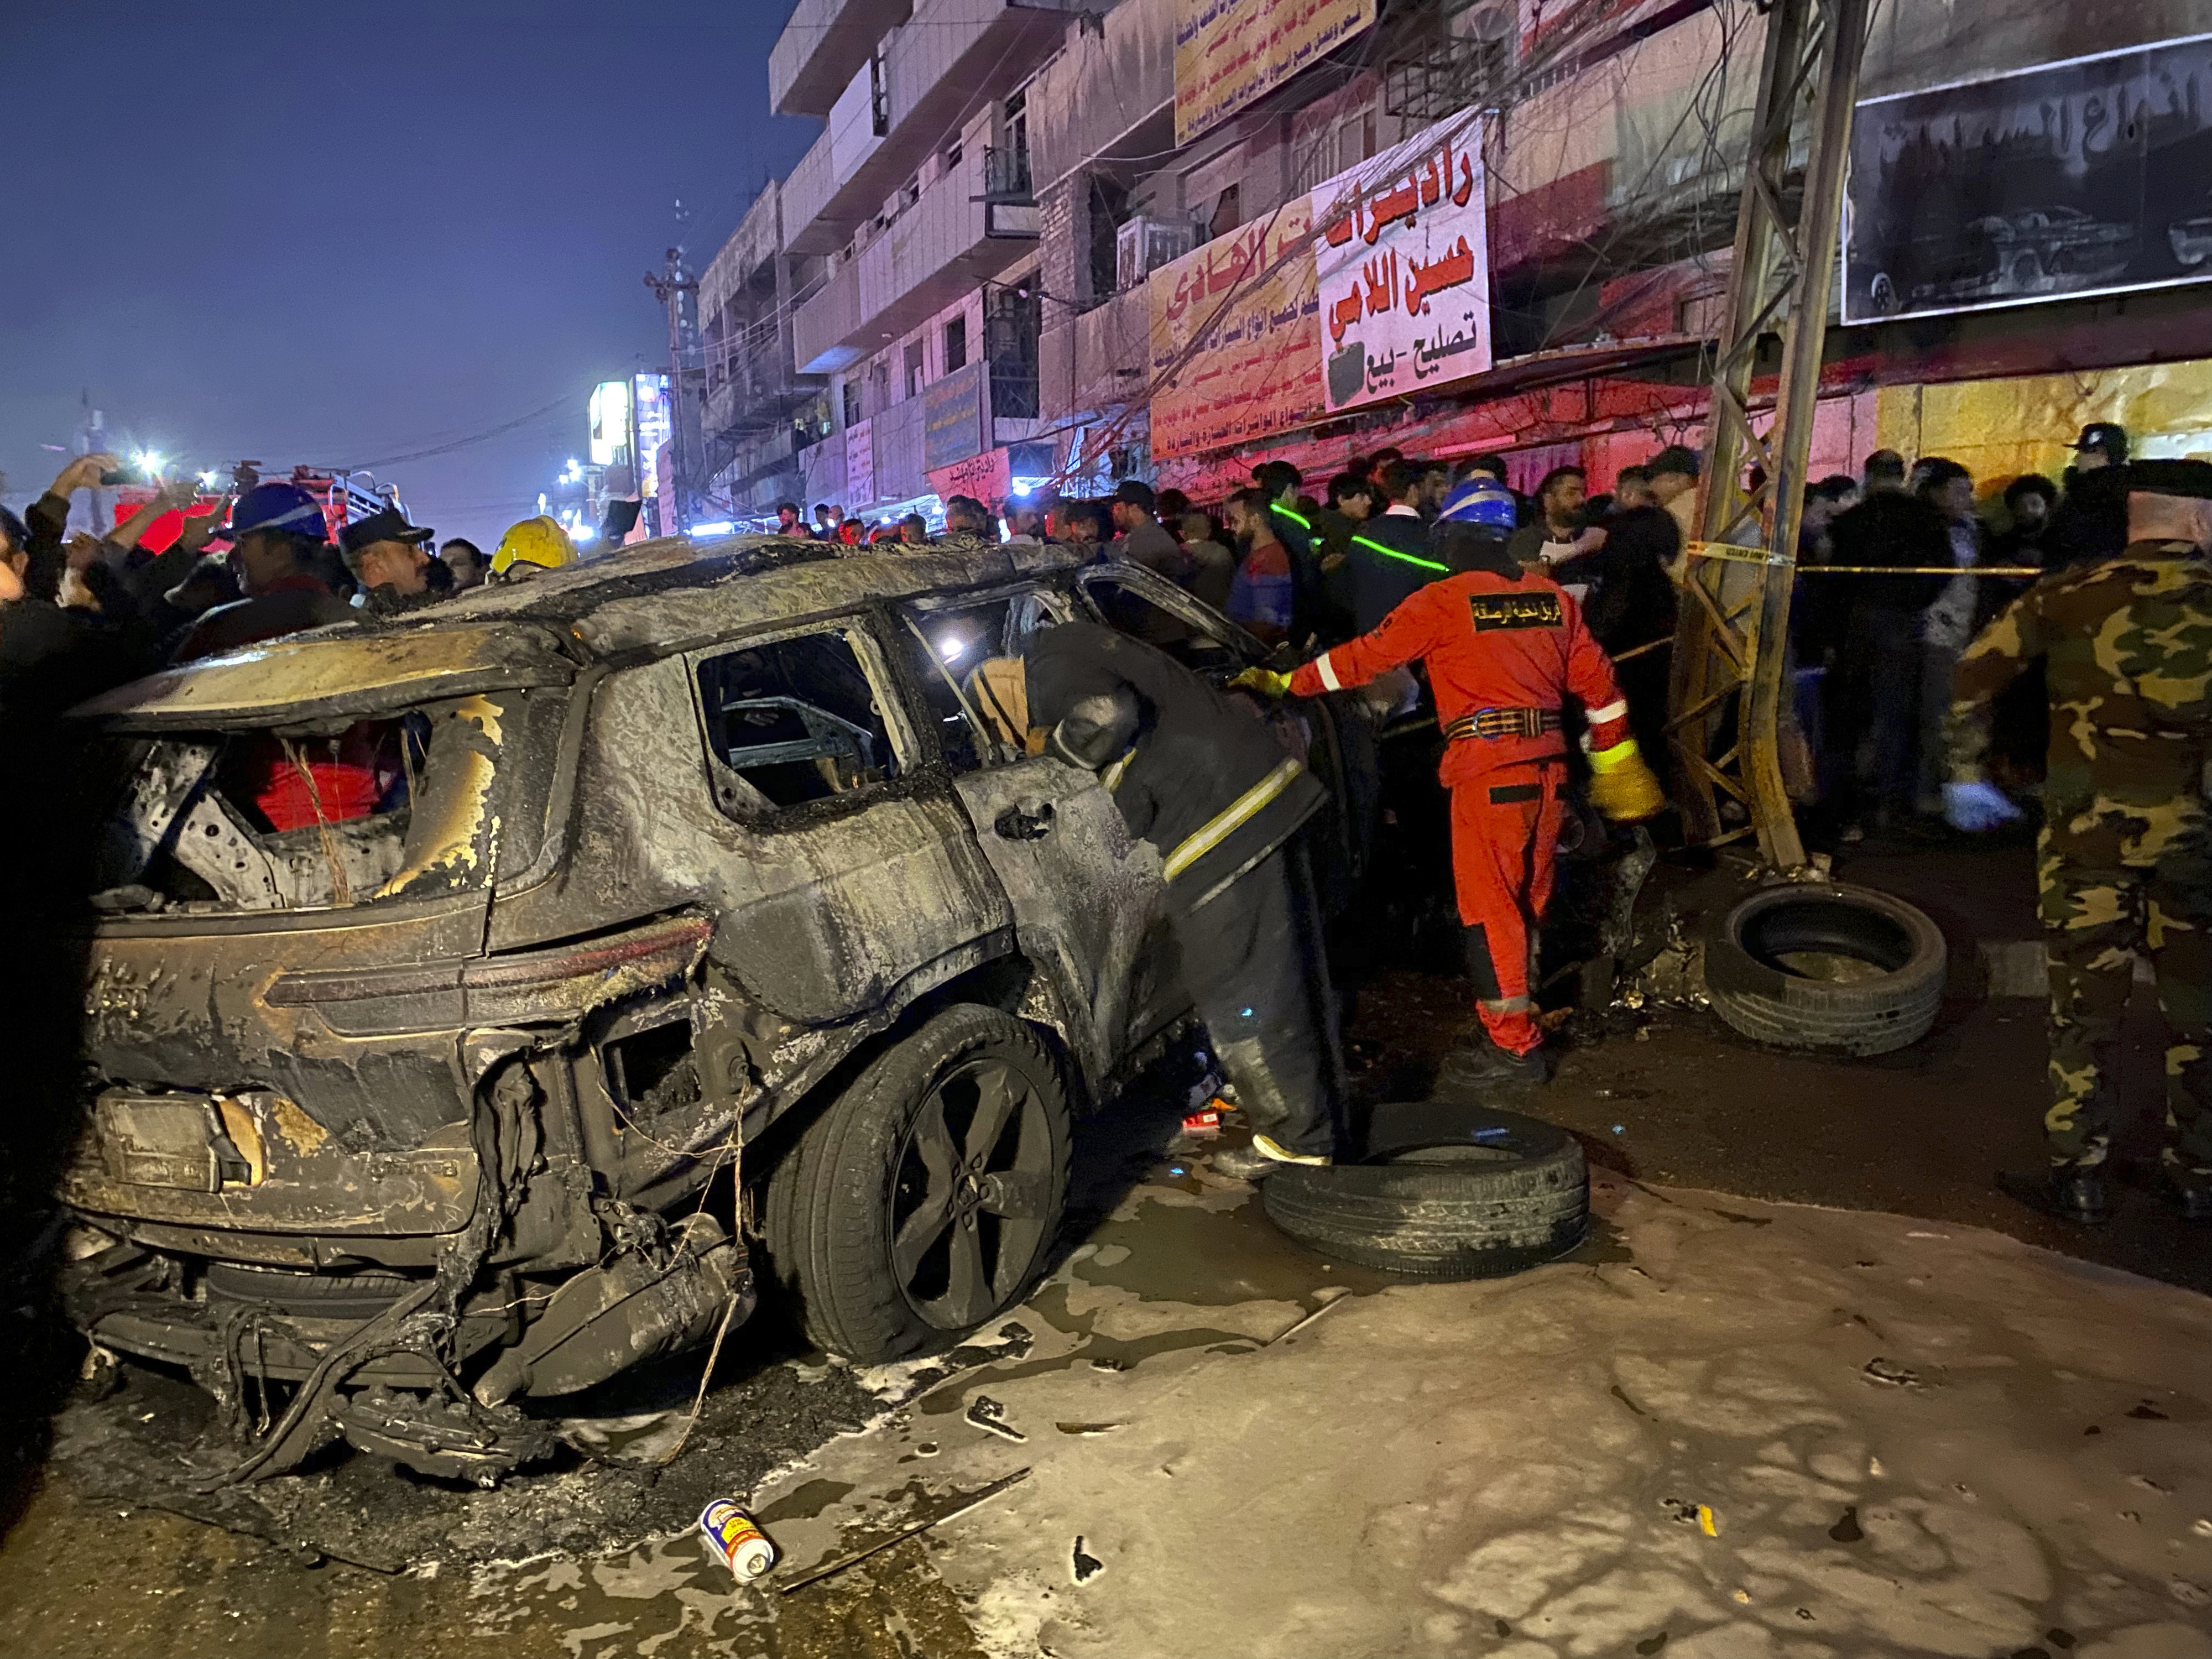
[58,535,1338,1483]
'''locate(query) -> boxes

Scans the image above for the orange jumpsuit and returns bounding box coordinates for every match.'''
[1290,570,1631,1056]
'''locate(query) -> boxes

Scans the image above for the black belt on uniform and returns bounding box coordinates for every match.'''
[1443,706,1563,742]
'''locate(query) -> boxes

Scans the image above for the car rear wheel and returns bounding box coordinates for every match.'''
[763,1005,1071,1363]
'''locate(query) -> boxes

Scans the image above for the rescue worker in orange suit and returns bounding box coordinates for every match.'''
[1240,477,1666,1086]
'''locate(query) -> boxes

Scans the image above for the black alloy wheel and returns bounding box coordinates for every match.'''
[763,1005,1072,1363]
[889,1053,1058,1331]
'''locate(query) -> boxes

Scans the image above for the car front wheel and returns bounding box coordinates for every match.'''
[763,1005,1071,1363]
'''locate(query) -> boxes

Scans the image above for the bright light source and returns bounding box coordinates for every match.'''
[690,520,735,536]
[133,450,164,474]
[935,632,971,662]
[1011,476,1048,497]
[197,469,219,487]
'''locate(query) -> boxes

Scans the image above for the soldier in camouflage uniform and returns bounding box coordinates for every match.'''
[1945,458,2212,1225]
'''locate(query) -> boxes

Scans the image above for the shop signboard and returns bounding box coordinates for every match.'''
[1175,0,1375,145]
[1310,111,1490,414]
[1148,200,1322,460]
[923,362,986,473]
[927,445,1012,509]
[1844,34,2212,325]
[844,417,874,509]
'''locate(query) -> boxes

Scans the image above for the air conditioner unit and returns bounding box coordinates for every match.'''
[1115,217,1197,293]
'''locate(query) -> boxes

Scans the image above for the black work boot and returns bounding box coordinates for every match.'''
[1433,1039,1549,1095]
[1996,1165,2117,1226]
[2151,1164,2212,1224]
[1209,1134,1331,1182]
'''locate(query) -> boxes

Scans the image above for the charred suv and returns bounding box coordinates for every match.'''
[58,535,1337,1483]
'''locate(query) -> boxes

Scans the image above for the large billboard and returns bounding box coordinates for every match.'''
[1175,0,1375,146]
[1311,112,1490,414]
[1149,199,1323,460]
[1844,34,2212,325]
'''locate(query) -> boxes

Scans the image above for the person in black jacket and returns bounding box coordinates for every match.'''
[1825,452,1951,834]
[1023,620,1341,1178]
[1557,466,1680,764]
[2048,423,2129,573]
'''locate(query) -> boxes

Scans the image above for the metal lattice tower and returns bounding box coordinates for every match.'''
[1665,0,1872,870]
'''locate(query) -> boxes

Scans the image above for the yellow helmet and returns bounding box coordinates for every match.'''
[492,514,577,578]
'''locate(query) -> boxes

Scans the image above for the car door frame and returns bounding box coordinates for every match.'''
[893,579,1173,1093]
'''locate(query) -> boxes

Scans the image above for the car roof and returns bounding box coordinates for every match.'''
[72,533,1095,729]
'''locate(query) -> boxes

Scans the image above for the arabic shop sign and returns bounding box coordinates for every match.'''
[1149,197,1323,461]
[844,416,874,509]
[1311,112,1490,414]
[923,362,986,473]
[1843,33,2212,325]
[1175,0,1376,146]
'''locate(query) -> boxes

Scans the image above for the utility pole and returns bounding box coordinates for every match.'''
[644,201,703,536]
[1664,0,1872,872]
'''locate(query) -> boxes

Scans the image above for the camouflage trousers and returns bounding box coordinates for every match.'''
[2038,835,2212,1175]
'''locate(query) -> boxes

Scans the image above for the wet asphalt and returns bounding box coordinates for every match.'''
[1,834,2205,1655]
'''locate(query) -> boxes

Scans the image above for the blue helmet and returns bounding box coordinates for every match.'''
[226,482,329,543]
[1439,477,1517,531]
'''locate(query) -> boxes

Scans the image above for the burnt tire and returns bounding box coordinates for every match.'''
[761,1005,1071,1364]
[1703,881,1945,1057]
[1262,1104,1587,1280]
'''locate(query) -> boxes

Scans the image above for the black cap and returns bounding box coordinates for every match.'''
[2126,458,2212,499]
[1649,444,1701,479]
[1113,479,1156,512]
[340,507,434,556]
[2073,422,2128,461]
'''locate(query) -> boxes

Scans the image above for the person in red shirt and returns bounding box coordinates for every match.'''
[1245,478,1665,1085]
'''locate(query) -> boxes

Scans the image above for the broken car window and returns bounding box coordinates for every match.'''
[899,587,1069,771]
[1079,572,1248,677]
[91,693,525,914]
[697,628,900,815]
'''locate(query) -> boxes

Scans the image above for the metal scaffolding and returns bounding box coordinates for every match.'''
[1665,0,1872,871]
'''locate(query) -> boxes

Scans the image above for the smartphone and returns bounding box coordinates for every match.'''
[100,469,131,486]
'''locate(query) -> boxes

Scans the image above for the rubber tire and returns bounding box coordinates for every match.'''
[1703,881,1945,1057]
[761,1005,1072,1364]
[1262,1103,1588,1280]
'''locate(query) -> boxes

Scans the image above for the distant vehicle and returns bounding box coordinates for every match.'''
[111,465,406,554]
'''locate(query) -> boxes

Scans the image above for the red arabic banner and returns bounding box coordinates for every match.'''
[1310,113,1491,414]
[1175,0,1376,146]
[1149,199,1322,461]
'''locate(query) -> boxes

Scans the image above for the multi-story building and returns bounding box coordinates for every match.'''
[704,0,2212,525]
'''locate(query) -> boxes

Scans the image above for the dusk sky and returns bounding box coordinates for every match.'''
[0,0,818,546]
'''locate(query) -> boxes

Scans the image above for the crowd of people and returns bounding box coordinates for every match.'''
[0,454,592,722]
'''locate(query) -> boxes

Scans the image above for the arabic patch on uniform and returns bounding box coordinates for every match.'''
[1468,591,1562,631]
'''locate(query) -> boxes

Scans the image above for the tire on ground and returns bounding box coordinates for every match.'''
[761,1004,1071,1364]
[1262,1104,1588,1279]
[1702,881,1945,1057]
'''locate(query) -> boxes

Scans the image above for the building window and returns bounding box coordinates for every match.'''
[987,284,1041,419]
[904,340,926,400]
[869,49,890,138]
[944,315,967,374]
[842,380,862,429]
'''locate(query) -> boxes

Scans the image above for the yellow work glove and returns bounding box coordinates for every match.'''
[1587,737,1666,821]
[1228,666,1293,698]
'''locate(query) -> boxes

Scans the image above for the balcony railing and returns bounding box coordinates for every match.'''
[983,144,1033,204]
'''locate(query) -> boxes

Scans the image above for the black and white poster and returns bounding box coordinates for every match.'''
[1844,34,2212,325]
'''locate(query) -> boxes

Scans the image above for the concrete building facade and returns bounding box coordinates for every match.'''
[700,0,2212,526]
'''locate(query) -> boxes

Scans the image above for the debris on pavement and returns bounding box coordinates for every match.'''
[698,1499,777,1582]
[777,1468,1031,1595]
[1071,1535,1105,1583]
[1863,1357,1924,1386]
[965,1395,1027,1443]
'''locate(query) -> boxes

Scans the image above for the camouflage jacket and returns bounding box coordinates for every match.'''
[1949,539,2212,867]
